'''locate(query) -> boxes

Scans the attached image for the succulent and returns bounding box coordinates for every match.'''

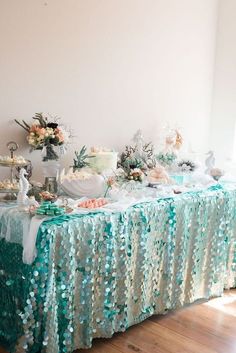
[156,152,177,167]
[71,146,94,172]
[124,156,144,171]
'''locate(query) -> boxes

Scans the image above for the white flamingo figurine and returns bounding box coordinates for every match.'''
[17,168,29,207]
[205,151,215,174]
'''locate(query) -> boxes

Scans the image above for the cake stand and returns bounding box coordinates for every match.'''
[0,141,31,200]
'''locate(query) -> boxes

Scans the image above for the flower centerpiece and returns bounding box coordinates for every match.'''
[15,113,70,193]
[15,113,69,161]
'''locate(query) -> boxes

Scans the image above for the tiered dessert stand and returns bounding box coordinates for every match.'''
[0,141,30,200]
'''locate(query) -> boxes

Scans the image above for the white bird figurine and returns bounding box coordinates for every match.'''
[205,151,215,174]
[17,168,30,208]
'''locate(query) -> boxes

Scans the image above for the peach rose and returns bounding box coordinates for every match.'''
[56,128,65,143]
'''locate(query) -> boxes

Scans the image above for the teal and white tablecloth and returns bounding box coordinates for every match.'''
[0,184,236,353]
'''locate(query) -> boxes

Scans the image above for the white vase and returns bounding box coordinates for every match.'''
[42,160,60,178]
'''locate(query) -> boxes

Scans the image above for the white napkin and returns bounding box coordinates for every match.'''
[23,216,48,265]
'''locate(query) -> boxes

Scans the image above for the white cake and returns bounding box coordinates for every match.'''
[89,147,118,174]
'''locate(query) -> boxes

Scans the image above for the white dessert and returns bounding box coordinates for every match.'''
[0,179,19,190]
[60,168,106,198]
[89,147,118,173]
[0,155,27,165]
[62,168,94,181]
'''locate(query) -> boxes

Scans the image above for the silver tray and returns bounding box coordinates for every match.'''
[0,159,30,167]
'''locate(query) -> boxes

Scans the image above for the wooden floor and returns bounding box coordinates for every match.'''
[1,290,236,353]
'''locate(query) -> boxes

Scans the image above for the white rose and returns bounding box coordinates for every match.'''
[46,128,53,135]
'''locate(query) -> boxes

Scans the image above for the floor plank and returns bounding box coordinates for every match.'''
[1,290,236,353]
[151,311,235,352]
[76,290,236,353]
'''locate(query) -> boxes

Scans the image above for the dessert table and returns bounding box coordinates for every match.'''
[0,183,236,353]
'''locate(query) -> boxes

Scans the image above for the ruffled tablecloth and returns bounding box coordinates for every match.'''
[0,183,236,353]
[0,181,227,265]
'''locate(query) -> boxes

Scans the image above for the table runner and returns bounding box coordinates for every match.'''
[0,184,236,353]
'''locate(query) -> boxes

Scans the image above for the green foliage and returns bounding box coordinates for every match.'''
[72,146,94,172]
[121,156,144,173]
[15,112,47,132]
[14,119,30,132]
[32,113,47,128]
[27,184,43,202]
[43,144,59,161]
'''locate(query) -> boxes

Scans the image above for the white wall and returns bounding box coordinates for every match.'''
[0,0,218,180]
[210,0,236,166]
